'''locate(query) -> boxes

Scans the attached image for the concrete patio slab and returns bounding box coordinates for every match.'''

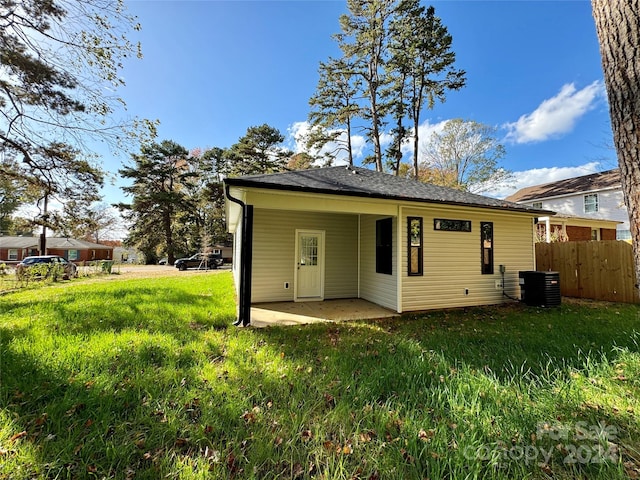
[250,298,398,328]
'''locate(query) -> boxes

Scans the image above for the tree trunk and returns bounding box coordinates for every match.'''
[592,0,640,299]
[413,118,420,180]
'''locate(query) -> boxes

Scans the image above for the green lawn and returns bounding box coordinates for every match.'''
[1,272,640,479]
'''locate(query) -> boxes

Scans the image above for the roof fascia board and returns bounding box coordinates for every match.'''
[232,182,550,217]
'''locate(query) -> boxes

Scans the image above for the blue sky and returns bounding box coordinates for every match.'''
[102,0,614,205]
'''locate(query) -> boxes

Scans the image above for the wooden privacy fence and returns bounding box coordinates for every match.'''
[535,240,638,304]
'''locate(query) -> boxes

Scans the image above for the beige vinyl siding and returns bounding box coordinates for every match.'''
[401,206,534,311]
[359,215,398,311]
[251,209,358,303]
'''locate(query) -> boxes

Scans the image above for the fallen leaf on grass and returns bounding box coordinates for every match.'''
[400,448,415,464]
[226,452,241,476]
[174,438,189,448]
[540,464,553,475]
[292,463,304,478]
[359,431,376,443]
[65,404,86,416]
[301,429,313,442]
[418,429,435,442]
[241,411,257,424]
[9,431,27,443]
[35,413,48,426]
[323,393,335,408]
[203,446,221,462]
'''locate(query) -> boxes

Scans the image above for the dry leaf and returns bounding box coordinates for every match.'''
[400,448,415,464]
[241,411,257,423]
[418,429,435,441]
[9,431,27,443]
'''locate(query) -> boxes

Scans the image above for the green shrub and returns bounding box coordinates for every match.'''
[99,260,114,274]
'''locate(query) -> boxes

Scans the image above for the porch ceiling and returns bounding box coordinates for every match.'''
[250,299,398,328]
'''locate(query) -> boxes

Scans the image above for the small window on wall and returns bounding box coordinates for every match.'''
[584,194,599,213]
[481,222,494,274]
[532,202,543,209]
[434,218,471,232]
[8,249,18,261]
[617,229,631,240]
[68,249,79,261]
[407,217,423,276]
[376,218,393,275]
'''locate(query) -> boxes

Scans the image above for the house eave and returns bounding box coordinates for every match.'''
[224,179,552,217]
[511,185,621,204]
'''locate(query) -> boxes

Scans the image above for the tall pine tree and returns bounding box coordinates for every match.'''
[308,58,362,166]
[117,141,195,265]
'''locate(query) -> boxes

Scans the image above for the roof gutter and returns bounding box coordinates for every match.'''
[224,184,253,327]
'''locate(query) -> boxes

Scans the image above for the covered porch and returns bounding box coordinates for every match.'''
[250,298,399,328]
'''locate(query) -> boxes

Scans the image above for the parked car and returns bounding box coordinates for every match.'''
[16,255,78,279]
[174,253,223,271]
[158,258,168,265]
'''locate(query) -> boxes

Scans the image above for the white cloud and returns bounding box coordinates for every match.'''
[485,161,601,199]
[504,81,605,144]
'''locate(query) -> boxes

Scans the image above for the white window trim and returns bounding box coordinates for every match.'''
[584,193,599,214]
[8,249,18,261]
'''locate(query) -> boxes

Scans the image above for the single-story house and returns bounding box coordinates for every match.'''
[0,236,114,264]
[224,166,551,326]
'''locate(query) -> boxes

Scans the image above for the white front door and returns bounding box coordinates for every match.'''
[295,230,325,301]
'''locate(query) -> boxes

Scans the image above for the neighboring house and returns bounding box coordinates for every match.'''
[212,245,233,264]
[224,166,549,326]
[113,245,140,264]
[0,236,114,264]
[505,169,630,240]
[535,213,621,242]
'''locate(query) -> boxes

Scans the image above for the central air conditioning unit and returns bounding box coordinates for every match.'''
[518,271,561,307]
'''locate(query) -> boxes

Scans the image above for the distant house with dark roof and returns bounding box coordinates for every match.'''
[505,169,629,240]
[0,237,114,264]
[224,166,549,326]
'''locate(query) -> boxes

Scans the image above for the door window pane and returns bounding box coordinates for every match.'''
[300,236,318,266]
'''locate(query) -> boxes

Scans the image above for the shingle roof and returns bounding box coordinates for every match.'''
[0,237,113,249]
[505,169,621,203]
[225,166,550,215]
